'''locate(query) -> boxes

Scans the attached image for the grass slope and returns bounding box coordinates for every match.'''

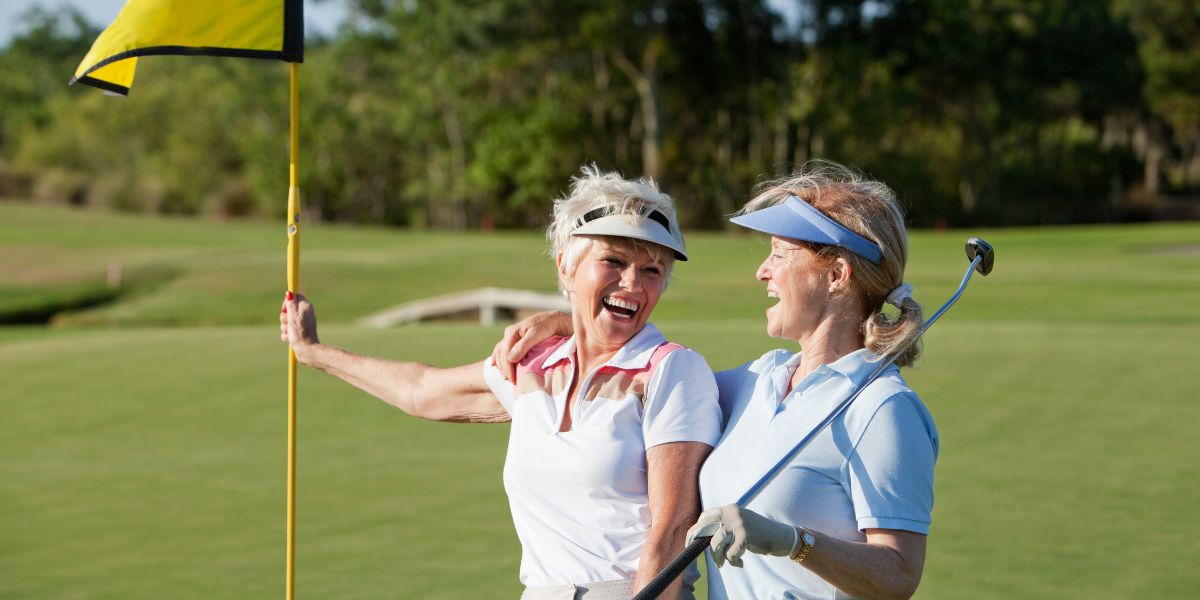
[2,201,1199,598]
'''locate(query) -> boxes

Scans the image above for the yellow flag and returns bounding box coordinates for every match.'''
[71,0,303,95]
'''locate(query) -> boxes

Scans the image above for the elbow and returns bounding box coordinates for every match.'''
[882,581,920,600]
[849,554,922,600]
[404,392,433,419]
[888,582,921,600]
[649,515,698,555]
[900,569,924,600]
[854,584,918,600]
[871,568,923,600]
[403,369,442,420]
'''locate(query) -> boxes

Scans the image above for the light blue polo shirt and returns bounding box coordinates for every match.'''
[698,349,938,600]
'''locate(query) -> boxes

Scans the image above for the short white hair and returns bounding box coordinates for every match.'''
[547,165,682,293]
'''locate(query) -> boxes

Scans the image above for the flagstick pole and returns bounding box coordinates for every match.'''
[286,61,301,600]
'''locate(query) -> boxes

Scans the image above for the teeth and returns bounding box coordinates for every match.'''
[767,291,778,298]
[605,296,640,312]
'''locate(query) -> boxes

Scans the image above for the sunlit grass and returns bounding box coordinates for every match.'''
[2,201,1199,598]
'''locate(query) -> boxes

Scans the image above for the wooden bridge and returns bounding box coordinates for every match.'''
[356,287,569,328]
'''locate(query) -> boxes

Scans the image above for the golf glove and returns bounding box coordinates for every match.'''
[684,504,798,568]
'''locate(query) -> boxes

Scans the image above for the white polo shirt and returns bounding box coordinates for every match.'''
[699,349,938,600]
[482,323,722,587]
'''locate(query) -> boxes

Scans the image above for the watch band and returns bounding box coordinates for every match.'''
[790,526,815,563]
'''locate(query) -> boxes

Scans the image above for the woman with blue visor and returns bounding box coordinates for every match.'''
[493,160,938,599]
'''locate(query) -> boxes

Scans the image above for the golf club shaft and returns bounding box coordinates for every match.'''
[629,536,711,600]
[629,254,984,600]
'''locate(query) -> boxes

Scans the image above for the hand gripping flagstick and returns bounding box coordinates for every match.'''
[285,62,301,600]
[630,238,995,600]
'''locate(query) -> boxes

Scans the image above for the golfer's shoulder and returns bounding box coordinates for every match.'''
[847,374,935,440]
[652,341,710,370]
[713,349,790,390]
[647,343,717,391]
[516,336,570,375]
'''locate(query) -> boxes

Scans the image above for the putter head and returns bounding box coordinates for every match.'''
[965,238,994,276]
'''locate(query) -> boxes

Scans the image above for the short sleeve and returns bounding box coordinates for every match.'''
[480,357,516,415]
[845,391,939,534]
[642,348,722,449]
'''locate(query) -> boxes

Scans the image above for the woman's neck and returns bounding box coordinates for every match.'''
[789,314,865,393]
[571,317,623,377]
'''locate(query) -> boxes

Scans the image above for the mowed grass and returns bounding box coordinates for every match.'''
[2,201,1199,598]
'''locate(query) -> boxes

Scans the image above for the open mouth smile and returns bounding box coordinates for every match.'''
[601,296,640,320]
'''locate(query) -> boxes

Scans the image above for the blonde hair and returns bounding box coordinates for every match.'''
[740,160,923,366]
[546,165,681,294]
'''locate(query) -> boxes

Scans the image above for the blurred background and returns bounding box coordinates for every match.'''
[1,0,1198,228]
[1,1,1198,599]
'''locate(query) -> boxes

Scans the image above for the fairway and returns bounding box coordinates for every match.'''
[2,203,1199,598]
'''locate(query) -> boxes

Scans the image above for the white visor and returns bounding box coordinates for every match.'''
[571,210,688,261]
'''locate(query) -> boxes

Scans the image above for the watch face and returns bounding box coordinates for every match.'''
[802,531,816,546]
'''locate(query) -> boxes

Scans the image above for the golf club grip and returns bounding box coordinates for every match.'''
[629,536,711,600]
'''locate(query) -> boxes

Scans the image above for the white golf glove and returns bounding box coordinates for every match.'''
[684,505,798,568]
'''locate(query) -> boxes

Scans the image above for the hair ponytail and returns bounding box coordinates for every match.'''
[864,296,923,367]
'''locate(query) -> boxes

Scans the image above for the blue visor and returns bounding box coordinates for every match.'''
[729,196,882,264]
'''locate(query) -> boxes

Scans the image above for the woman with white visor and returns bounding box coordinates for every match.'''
[493,161,938,599]
[281,166,721,600]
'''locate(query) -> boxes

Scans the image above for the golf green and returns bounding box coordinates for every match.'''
[2,202,1198,598]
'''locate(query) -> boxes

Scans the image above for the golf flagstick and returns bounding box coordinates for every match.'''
[285,61,301,600]
[630,238,995,600]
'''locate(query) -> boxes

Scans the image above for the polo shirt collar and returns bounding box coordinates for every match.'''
[774,347,893,394]
[540,323,667,371]
[827,348,894,386]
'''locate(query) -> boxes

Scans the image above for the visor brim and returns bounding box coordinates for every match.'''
[571,215,688,261]
[729,197,882,264]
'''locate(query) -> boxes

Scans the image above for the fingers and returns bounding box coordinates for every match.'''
[492,311,573,382]
[280,294,292,342]
[727,533,748,568]
[712,505,749,569]
[709,524,731,569]
[490,341,516,382]
[280,291,308,345]
[507,331,540,366]
[684,509,723,546]
[695,506,736,569]
[497,324,523,382]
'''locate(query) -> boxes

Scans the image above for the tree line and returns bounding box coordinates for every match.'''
[1,0,1196,229]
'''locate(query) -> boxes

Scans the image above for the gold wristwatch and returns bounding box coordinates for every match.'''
[790,526,816,564]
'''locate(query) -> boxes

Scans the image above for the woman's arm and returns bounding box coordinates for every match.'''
[802,528,925,600]
[282,293,508,423]
[687,506,925,600]
[635,441,712,597]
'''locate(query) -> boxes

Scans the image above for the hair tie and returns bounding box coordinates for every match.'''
[885,283,913,308]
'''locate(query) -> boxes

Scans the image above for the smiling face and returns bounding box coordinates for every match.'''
[756,237,838,342]
[560,237,668,353]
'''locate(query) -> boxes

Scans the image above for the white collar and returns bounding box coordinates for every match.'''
[540,323,668,371]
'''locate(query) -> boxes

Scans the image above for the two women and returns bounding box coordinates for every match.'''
[499,161,938,599]
[280,167,720,599]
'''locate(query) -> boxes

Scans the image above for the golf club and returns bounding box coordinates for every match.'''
[630,237,995,600]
